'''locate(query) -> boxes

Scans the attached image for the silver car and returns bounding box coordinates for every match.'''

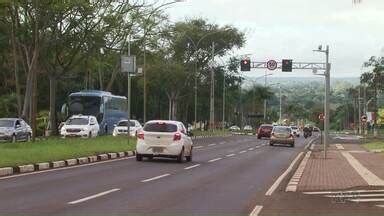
[0,118,32,143]
[270,126,295,147]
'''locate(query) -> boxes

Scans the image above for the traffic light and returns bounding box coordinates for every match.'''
[282,59,293,72]
[240,59,251,71]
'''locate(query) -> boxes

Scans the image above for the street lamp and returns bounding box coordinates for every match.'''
[142,0,185,123]
[313,45,330,159]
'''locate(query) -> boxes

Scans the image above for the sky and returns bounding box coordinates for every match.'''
[162,0,384,78]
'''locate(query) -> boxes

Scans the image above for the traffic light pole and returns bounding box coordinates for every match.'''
[324,46,330,159]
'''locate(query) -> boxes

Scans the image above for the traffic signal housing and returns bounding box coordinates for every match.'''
[240,59,251,71]
[282,59,293,72]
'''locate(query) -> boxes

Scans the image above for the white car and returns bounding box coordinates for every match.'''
[136,120,193,163]
[290,125,300,137]
[60,115,100,138]
[113,119,142,137]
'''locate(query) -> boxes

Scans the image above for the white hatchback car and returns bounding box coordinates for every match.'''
[113,119,142,137]
[60,115,100,138]
[136,120,193,163]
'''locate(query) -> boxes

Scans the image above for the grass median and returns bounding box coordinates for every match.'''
[0,136,136,168]
[363,141,384,153]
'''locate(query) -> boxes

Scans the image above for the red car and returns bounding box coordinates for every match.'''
[257,124,273,139]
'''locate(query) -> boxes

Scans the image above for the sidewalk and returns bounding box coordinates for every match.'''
[296,143,384,192]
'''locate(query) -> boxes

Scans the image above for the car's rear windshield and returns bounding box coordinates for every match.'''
[118,121,135,127]
[144,122,177,132]
[273,127,291,133]
[0,120,14,127]
[261,125,272,129]
[66,118,88,125]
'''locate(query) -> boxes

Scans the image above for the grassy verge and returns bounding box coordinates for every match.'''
[363,141,384,152]
[192,129,230,137]
[0,136,136,168]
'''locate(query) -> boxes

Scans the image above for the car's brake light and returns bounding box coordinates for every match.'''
[173,132,182,141]
[137,132,144,140]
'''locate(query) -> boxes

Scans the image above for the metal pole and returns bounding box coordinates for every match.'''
[194,62,198,128]
[358,85,362,134]
[279,85,282,124]
[209,42,215,130]
[222,70,225,131]
[143,42,146,123]
[264,70,267,122]
[127,36,131,145]
[324,45,330,159]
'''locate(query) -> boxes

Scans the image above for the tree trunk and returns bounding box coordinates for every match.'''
[49,76,58,135]
[10,11,22,116]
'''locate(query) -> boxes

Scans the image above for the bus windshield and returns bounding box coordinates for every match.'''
[68,96,101,118]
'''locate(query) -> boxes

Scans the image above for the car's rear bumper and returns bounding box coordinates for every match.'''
[136,142,183,156]
[0,135,12,142]
[270,138,294,144]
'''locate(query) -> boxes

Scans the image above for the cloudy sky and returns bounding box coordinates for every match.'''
[164,0,384,78]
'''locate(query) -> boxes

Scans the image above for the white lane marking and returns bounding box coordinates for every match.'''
[265,152,304,196]
[208,158,222,163]
[335,144,345,150]
[248,148,254,151]
[239,150,247,154]
[208,143,217,146]
[376,205,384,208]
[261,144,266,146]
[219,141,226,145]
[249,205,263,216]
[194,146,203,149]
[68,188,120,205]
[141,174,170,183]
[326,194,384,198]
[226,153,236,157]
[0,156,135,180]
[256,146,261,149]
[286,151,311,192]
[303,189,384,195]
[349,198,384,202]
[341,152,384,186]
[184,164,201,170]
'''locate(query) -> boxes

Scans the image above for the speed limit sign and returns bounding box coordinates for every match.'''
[267,60,277,70]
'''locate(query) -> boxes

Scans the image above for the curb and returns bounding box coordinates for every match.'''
[0,150,136,177]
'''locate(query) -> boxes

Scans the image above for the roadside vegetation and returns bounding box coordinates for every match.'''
[0,136,136,167]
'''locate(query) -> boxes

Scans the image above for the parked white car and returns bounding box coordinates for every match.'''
[136,120,193,163]
[113,119,142,137]
[60,115,99,138]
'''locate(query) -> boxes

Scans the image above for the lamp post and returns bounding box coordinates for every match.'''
[313,45,330,159]
[142,0,184,123]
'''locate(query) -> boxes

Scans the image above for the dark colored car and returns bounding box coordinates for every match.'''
[257,124,273,139]
[0,118,32,143]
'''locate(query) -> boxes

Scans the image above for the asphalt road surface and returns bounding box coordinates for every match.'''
[0,135,313,215]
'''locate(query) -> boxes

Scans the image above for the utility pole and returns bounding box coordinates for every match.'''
[279,85,282,124]
[209,42,215,130]
[358,85,362,134]
[324,45,330,159]
[264,70,267,122]
[222,70,226,130]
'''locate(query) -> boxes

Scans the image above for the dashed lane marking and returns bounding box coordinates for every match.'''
[265,152,304,196]
[239,150,247,154]
[184,164,201,170]
[226,153,236,157]
[68,188,120,205]
[304,190,384,195]
[249,205,263,216]
[141,174,170,183]
[286,151,311,192]
[248,148,254,151]
[194,146,203,149]
[208,143,217,146]
[208,158,222,163]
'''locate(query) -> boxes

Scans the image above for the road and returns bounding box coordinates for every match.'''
[0,135,313,215]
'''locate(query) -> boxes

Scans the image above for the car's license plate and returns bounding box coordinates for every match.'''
[152,147,163,153]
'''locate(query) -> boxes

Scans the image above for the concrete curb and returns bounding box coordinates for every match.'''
[0,150,136,177]
[51,161,66,168]
[0,167,13,177]
[18,165,35,173]
[35,162,50,171]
